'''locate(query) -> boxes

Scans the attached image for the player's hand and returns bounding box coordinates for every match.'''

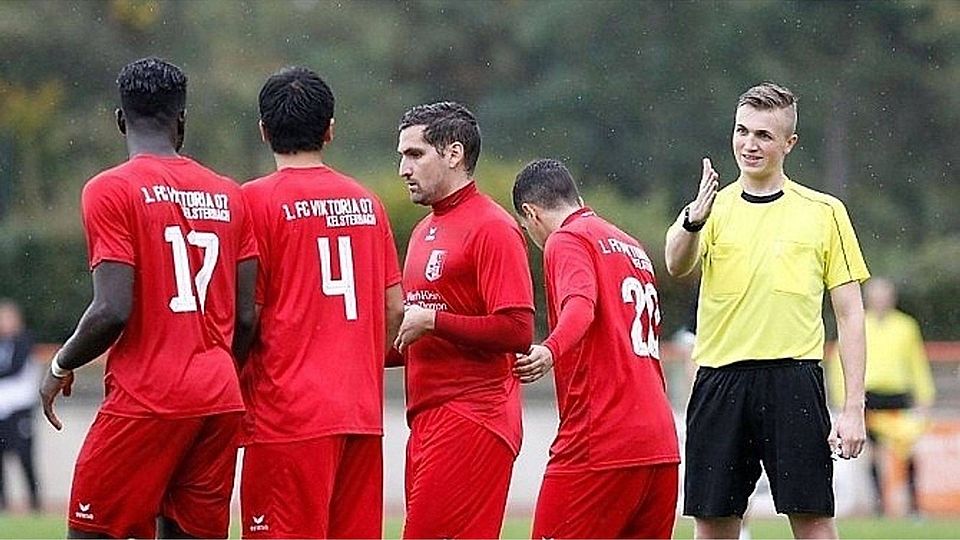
[828,406,866,460]
[513,345,554,384]
[39,368,74,431]
[687,157,719,225]
[395,304,435,354]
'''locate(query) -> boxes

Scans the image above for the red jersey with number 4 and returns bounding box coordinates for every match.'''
[402,182,534,455]
[81,154,257,418]
[543,208,679,472]
[240,166,401,443]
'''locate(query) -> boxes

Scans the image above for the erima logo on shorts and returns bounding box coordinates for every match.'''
[75,502,94,520]
[425,250,446,282]
[249,514,269,532]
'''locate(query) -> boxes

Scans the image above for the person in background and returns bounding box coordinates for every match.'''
[828,277,935,517]
[0,299,41,512]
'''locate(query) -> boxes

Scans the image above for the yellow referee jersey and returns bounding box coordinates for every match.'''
[828,310,935,406]
[689,178,869,367]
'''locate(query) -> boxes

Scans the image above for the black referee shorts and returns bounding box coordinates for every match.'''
[683,359,834,518]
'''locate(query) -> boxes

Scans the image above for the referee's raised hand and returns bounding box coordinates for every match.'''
[687,157,719,225]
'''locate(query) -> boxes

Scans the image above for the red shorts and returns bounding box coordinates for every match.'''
[403,405,515,539]
[240,435,383,539]
[532,463,679,539]
[68,411,242,539]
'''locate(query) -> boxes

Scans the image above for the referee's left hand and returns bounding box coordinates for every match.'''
[828,407,866,459]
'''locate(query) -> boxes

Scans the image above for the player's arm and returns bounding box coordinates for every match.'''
[515,295,595,384]
[908,319,935,410]
[384,284,405,367]
[39,261,133,430]
[665,157,718,277]
[827,280,867,460]
[232,258,259,367]
[396,306,533,355]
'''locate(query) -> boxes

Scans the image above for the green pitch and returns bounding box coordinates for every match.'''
[3,515,960,539]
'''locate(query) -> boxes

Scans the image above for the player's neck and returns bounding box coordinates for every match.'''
[542,211,570,237]
[738,170,786,196]
[437,174,472,200]
[125,131,179,158]
[274,151,325,170]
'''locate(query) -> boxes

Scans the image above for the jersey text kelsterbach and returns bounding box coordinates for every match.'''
[140,185,231,222]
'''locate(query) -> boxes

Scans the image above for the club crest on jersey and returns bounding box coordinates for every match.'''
[424,249,446,282]
[425,226,438,241]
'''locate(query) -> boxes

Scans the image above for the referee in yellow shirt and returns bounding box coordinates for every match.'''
[828,277,935,516]
[665,82,870,540]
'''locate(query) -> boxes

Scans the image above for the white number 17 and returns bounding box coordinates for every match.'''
[164,225,220,313]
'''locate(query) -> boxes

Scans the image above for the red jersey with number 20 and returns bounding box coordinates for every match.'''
[543,208,679,473]
[81,154,258,418]
[403,183,534,455]
[240,166,402,443]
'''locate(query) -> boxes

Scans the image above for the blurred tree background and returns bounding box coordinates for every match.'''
[1,0,958,342]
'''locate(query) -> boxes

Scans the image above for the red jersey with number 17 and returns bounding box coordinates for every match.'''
[402,182,534,455]
[240,166,402,444]
[542,208,679,473]
[81,154,258,418]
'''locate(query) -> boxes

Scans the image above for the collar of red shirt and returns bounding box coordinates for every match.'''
[432,181,479,215]
[561,206,595,227]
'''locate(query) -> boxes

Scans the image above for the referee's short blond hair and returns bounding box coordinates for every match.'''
[737,82,798,135]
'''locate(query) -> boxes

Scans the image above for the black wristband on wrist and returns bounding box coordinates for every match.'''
[682,207,706,232]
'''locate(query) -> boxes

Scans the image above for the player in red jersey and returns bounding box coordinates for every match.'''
[394,102,535,538]
[512,159,680,539]
[37,58,258,539]
[238,67,404,539]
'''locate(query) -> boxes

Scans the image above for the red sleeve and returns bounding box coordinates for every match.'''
[81,175,135,270]
[434,307,534,353]
[241,184,269,305]
[545,230,598,308]
[380,199,402,288]
[542,296,595,359]
[472,219,535,312]
[236,191,259,262]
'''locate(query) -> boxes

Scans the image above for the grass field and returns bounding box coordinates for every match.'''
[2,514,960,539]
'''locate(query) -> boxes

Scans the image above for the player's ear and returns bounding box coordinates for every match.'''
[520,202,538,222]
[446,141,464,170]
[258,120,269,143]
[324,118,336,144]
[784,132,798,155]
[116,108,126,135]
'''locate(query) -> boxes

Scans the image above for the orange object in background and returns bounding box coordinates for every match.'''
[901,419,960,515]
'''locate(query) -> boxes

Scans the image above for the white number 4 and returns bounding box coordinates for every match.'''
[621,276,661,359]
[164,226,220,313]
[318,236,358,321]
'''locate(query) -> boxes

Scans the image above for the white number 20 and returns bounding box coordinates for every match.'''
[318,236,358,321]
[164,225,220,313]
[620,277,661,359]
